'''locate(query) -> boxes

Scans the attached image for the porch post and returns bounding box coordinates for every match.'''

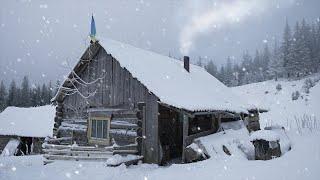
[182,113,189,163]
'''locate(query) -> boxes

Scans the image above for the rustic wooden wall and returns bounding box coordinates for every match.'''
[60,45,160,164]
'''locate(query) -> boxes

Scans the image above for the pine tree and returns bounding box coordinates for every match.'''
[288,21,311,77]
[239,51,253,85]
[218,66,226,84]
[224,57,234,86]
[0,81,7,111]
[204,60,218,77]
[300,19,313,74]
[20,76,31,107]
[7,80,19,106]
[253,50,264,82]
[268,39,283,80]
[262,44,271,79]
[41,84,48,105]
[196,56,203,67]
[281,19,292,77]
[47,81,53,103]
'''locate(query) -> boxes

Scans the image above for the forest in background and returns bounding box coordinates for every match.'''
[0,76,59,112]
[201,18,320,86]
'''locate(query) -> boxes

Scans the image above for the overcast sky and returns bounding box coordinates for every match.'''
[0,0,319,84]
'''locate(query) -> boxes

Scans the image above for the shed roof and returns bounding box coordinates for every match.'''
[55,38,251,113]
[0,105,55,137]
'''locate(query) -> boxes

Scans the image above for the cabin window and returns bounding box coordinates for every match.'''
[90,119,108,139]
[88,117,110,145]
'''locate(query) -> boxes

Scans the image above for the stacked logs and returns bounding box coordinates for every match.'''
[53,101,63,137]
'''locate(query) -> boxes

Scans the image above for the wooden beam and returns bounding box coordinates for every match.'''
[182,113,189,163]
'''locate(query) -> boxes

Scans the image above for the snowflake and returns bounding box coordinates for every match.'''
[11,166,16,171]
[40,4,48,9]
[65,172,71,178]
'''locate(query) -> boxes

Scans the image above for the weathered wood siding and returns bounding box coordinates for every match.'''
[62,46,153,121]
[60,45,160,163]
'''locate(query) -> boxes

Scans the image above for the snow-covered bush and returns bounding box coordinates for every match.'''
[291,91,300,101]
[276,84,282,91]
[302,78,315,94]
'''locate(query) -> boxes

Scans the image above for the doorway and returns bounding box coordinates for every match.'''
[158,105,183,165]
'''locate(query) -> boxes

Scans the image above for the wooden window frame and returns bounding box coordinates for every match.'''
[87,116,111,146]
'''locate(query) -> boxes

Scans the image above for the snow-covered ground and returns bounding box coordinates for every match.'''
[232,75,320,131]
[0,77,319,180]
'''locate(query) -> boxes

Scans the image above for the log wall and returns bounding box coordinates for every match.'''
[58,45,160,164]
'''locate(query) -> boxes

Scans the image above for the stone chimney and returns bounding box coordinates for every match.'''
[184,56,190,72]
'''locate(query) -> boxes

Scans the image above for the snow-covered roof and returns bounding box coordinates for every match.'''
[98,38,249,113]
[0,106,55,137]
[250,130,280,141]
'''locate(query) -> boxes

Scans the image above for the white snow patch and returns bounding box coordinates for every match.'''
[1,139,20,156]
[250,130,280,141]
[0,105,55,137]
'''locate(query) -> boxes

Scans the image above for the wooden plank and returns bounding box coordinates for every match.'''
[110,121,138,130]
[43,154,110,161]
[43,143,112,151]
[113,149,138,155]
[45,137,72,143]
[143,93,159,164]
[182,113,189,163]
[43,149,113,156]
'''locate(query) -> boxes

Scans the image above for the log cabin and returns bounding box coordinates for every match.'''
[51,38,254,164]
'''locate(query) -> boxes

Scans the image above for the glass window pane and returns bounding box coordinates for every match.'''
[91,120,97,138]
[97,120,103,138]
[103,120,108,138]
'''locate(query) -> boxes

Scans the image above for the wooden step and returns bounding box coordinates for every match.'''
[43,154,111,161]
[43,143,112,151]
[43,149,113,156]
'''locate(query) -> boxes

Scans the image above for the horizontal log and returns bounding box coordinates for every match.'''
[43,154,110,161]
[110,129,137,137]
[110,121,138,130]
[112,118,138,124]
[113,144,138,151]
[45,137,72,143]
[113,149,138,155]
[43,143,112,151]
[43,149,113,156]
